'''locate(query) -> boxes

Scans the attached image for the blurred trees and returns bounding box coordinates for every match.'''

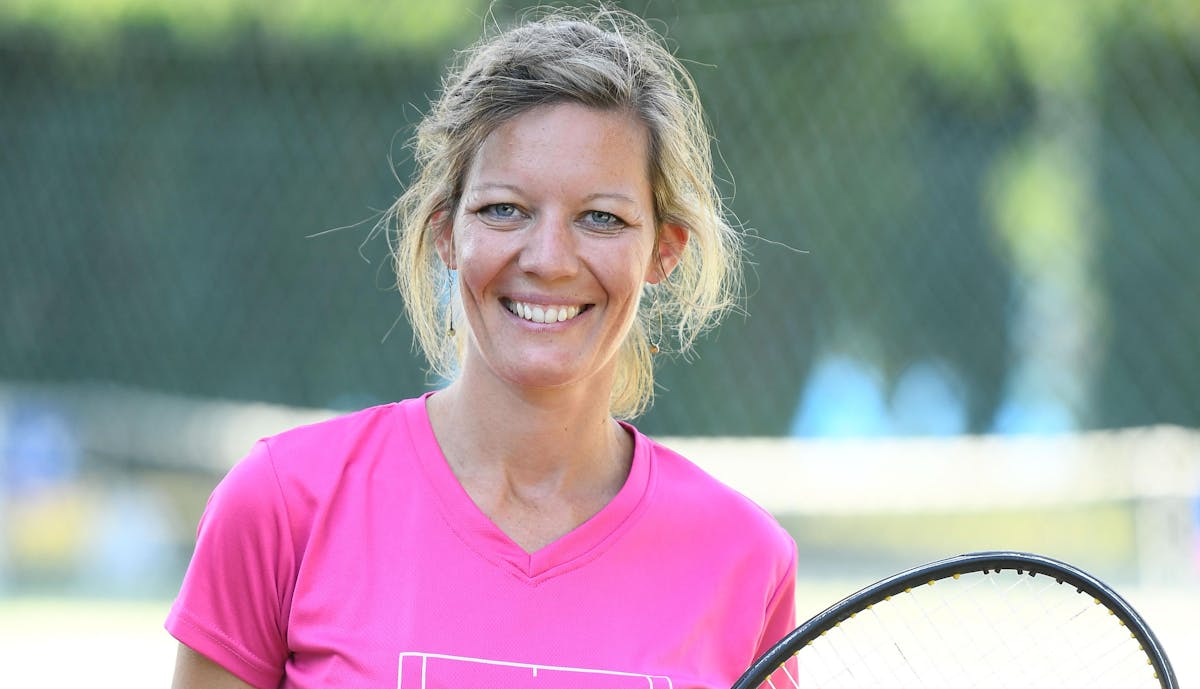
[1,0,1197,435]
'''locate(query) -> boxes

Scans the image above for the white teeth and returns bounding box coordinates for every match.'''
[506,300,583,324]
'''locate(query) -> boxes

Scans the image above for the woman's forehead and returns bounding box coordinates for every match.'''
[462,103,652,200]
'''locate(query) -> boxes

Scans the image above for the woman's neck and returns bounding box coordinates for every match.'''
[428,371,629,487]
[425,372,634,552]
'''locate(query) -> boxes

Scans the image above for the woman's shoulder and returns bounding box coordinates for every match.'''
[208,398,426,521]
[637,431,794,550]
[237,397,426,484]
[263,400,404,452]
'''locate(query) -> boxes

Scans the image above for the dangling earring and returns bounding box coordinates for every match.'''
[446,266,456,337]
[648,248,675,355]
[648,288,662,355]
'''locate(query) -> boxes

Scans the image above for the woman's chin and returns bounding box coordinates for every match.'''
[485,356,612,395]
[498,367,586,392]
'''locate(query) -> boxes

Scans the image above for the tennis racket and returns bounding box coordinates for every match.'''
[731,550,1177,689]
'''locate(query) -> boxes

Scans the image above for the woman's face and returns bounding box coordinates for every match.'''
[437,102,686,396]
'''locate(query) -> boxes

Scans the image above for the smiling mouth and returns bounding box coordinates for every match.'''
[503,299,589,324]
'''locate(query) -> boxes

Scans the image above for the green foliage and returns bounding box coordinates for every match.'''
[2,0,1198,434]
[0,0,484,52]
[890,0,1200,97]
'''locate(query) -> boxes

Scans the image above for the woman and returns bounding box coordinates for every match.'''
[168,8,796,689]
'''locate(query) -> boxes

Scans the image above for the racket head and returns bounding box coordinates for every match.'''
[732,550,1177,689]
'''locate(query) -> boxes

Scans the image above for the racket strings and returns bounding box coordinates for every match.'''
[761,568,1162,689]
[976,571,1155,688]
[998,574,1154,687]
[984,573,1079,686]
[987,573,1099,687]
[813,610,892,687]
[923,572,1028,687]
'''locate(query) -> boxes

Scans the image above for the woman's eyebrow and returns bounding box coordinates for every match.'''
[582,192,637,205]
[467,182,522,195]
[467,185,637,206]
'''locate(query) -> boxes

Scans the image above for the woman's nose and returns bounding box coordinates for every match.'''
[518,214,579,280]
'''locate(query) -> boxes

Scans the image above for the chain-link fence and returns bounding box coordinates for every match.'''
[2,0,1198,438]
[2,3,1200,651]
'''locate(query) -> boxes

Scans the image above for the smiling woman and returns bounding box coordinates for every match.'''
[165,7,796,689]
[438,103,683,401]
[392,7,743,420]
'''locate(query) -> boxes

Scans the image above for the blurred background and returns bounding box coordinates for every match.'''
[1,0,1197,685]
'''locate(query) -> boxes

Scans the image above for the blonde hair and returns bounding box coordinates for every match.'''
[387,6,742,418]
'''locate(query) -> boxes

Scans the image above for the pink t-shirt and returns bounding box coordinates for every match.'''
[166,396,797,689]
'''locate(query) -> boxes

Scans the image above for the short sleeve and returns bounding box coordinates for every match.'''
[749,538,798,686]
[757,538,798,657]
[165,440,297,689]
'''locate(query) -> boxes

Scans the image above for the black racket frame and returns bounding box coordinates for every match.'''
[730,550,1178,689]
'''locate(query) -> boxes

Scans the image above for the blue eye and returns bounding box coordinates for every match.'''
[484,203,519,219]
[585,210,622,227]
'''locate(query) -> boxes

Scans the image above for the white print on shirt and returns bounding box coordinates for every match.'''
[397,652,675,688]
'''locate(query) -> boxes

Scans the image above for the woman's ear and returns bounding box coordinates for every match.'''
[431,209,456,270]
[646,222,689,284]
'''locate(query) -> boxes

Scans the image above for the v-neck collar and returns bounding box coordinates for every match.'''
[399,393,653,582]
